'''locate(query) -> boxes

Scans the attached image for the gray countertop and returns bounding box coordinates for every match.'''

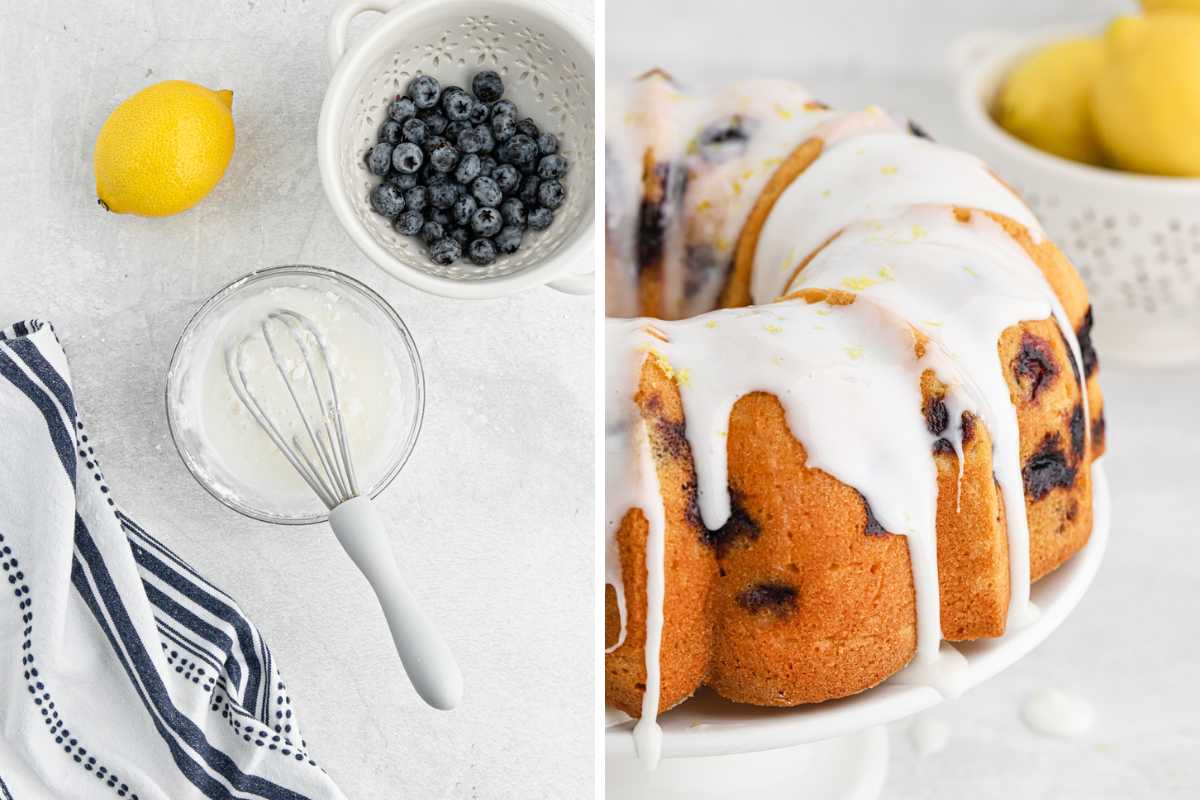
[0,1,594,797]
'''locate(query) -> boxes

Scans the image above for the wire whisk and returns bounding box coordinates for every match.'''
[226,310,359,508]
[224,308,463,711]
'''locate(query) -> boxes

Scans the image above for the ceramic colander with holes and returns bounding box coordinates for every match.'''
[954,28,1200,368]
[318,0,595,299]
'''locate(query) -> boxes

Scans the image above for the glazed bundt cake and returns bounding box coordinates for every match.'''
[604,72,1106,764]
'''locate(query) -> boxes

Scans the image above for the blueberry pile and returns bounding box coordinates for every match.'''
[364,70,569,267]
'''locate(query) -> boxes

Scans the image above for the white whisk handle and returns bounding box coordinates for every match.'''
[328,496,463,711]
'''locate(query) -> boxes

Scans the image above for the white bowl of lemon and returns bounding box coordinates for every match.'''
[954,6,1200,367]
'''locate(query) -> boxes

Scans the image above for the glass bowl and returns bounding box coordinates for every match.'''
[165,265,425,524]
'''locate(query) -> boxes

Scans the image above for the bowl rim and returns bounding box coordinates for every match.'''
[317,0,597,299]
[164,264,426,526]
[955,25,1200,193]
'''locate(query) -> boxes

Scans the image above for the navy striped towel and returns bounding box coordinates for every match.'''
[0,320,346,799]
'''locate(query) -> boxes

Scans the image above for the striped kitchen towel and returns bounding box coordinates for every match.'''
[0,319,346,799]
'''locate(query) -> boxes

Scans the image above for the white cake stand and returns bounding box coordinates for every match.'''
[606,465,1110,799]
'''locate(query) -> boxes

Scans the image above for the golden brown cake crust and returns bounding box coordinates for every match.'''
[708,391,918,705]
[605,358,717,717]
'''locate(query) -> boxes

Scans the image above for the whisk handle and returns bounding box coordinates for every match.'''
[328,496,463,711]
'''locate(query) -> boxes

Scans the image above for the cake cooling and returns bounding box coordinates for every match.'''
[604,72,1106,765]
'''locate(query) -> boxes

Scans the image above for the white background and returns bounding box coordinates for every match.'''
[0,0,594,797]
[608,0,1200,798]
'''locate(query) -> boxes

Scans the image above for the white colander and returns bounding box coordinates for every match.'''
[318,0,595,298]
[955,28,1200,368]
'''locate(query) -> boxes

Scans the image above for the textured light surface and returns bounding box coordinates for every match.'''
[0,0,594,796]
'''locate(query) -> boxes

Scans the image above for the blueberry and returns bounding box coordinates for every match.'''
[492,112,516,143]
[494,225,523,254]
[365,142,393,176]
[468,100,490,124]
[419,110,448,136]
[537,132,559,155]
[472,70,504,103]
[518,175,541,206]
[421,219,445,244]
[499,197,526,227]
[430,207,452,227]
[491,99,517,119]
[493,163,521,194]
[379,120,403,144]
[444,120,470,143]
[428,177,459,209]
[389,170,419,190]
[471,175,503,207]
[516,118,540,139]
[527,206,553,231]
[394,209,425,236]
[458,126,487,154]
[468,237,497,266]
[470,205,503,237]
[499,133,538,166]
[404,185,428,212]
[537,178,566,209]
[453,194,478,226]
[455,153,482,184]
[370,182,406,218]
[696,115,756,163]
[442,88,473,121]
[474,123,495,153]
[401,117,428,146]
[407,75,441,109]
[428,139,460,173]
[429,236,462,266]
[450,226,470,247]
[392,142,424,173]
[388,96,416,123]
[537,154,569,179]
[478,156,497,177]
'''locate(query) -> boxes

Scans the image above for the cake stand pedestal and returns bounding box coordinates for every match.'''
[606,465,1110,800]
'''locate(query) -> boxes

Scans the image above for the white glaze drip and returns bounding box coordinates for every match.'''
[631,416,665,769]
[751,131,1044,308]
[1021,688,1095,738]
[609,295,955,671]
[605,75,908,320]
[783,206,1087,626]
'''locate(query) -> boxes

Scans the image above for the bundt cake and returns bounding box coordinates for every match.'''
[604,72,1106,765]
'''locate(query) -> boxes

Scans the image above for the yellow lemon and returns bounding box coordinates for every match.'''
[1092,14,1200,176]
[1142,0,1200,13]
[995,37,1107,165]
[94,80,235,216]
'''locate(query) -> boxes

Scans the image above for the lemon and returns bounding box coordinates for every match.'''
[94,80,235,216]
[1093,14,1200,176]
[995,37,1107,165]
[1142,0,1200,13]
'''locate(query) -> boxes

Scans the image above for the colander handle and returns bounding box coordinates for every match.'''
[547,270,595,295]
[329,496,464,711]
[328,0,403,71]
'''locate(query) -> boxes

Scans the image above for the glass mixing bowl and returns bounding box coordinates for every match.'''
[165,265,425,524]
